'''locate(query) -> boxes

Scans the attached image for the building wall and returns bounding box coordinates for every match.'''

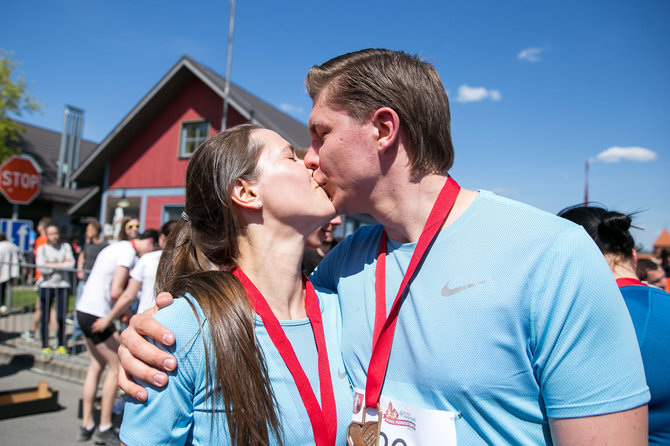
[145,195,184,230]
[102,76,248,231]
[107,77,245,190]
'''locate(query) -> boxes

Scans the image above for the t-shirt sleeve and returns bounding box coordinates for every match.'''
[530,227,650,418]
[117,244,137,269]
[129,257,145,282]
[120,297,206,445]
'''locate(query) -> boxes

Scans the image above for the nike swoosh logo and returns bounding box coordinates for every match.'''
[338,368,347,379]
[441,280,486,297]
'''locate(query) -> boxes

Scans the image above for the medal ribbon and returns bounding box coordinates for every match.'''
[366,177,461,409]
[231,268,337,446]
[616,277,647,288]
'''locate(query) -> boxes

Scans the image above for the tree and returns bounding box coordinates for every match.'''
[0,49,41,163]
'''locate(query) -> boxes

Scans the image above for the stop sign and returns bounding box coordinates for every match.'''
[0,155,41,204]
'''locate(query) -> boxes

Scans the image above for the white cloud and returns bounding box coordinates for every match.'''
[279,103,304,114]
[594,146,657,163]
[518,47,544,62]
[455,85,502,103]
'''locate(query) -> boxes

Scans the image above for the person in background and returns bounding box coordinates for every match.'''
[76,229,159,445]
[0,232,22,316]
[23,217,58,342]
[71,220,108,344]
[92,220,175,329]
[35,223,75,360]
[636,258,668,290]
[302,215,342,275]
[559,204,670,444]
[118,216,140,241]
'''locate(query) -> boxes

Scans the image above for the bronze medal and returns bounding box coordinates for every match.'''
[347,405,381,446]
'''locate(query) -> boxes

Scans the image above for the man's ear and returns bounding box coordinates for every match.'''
[231,178,261,210]
[372,107,401,152]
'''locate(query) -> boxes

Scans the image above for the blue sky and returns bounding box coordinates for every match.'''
[2,0,668,250]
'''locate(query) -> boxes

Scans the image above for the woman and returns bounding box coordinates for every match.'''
[119,216,140,241]
[119,124,352,445]
[35,223,74,360]
[559,204,670,444]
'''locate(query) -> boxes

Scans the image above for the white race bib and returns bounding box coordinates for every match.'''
[351,389,458,445]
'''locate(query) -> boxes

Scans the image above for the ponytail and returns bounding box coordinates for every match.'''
[155,124,283,445]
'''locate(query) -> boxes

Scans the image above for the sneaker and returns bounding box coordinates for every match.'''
[78,426,94,442]
[41,347,54,362]
[55,345,69,357]
[94,427,119,445]
[21,330,35,342]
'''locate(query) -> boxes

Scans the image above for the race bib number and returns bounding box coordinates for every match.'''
[350,389,458,446]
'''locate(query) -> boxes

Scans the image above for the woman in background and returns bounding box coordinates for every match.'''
[559,204,670,444]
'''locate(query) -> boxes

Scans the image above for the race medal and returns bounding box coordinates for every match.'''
[347,404,381,446]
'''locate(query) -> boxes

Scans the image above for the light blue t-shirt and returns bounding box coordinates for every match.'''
[311,190,650,445]
[120,288,353,445]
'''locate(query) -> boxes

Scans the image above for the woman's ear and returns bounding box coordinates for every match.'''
[231,178,262,210]
[372,107,401,152]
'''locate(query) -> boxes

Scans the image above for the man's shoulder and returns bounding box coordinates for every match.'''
[468,190,578,236]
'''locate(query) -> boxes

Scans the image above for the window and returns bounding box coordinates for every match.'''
[162,204,185,224]
[179,120,210,157]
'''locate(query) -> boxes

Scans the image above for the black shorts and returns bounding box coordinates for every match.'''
[77,311,116,345]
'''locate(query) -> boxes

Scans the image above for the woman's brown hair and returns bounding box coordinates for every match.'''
[156,124,282,445]
[118,215,138,241]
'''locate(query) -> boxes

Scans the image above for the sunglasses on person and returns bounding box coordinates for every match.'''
[126,224,140,229]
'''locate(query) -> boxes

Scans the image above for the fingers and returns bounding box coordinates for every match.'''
[155,292,174,309]
[119,323,176,371]
[129,311,175,346]
[117,337,173,392]
[117,359,148,402]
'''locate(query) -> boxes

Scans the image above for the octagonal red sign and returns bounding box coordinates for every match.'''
[0,155,41,204]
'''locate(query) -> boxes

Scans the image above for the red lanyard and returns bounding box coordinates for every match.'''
[616,277,647,288]
[366,177,461,409]
[231,268,336,446]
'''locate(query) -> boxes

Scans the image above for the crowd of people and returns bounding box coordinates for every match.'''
[2,48,668,445]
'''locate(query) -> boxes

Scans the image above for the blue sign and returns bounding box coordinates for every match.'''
[0,219,34,252]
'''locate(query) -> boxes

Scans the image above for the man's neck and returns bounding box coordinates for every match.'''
[369,173,477,243]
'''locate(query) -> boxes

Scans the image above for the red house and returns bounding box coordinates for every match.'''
[69,56,310,234]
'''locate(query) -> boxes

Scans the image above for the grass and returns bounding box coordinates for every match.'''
[9,286,76,313]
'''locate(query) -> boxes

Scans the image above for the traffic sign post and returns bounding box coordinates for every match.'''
[0,219,34,252]
[0,155,41,205]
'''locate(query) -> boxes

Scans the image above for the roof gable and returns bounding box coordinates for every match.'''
[71,55,310,184]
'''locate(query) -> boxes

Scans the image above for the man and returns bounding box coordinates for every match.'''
[0,233,21,316]
[302,215,342,275]
[71,219,108,343]
[118,49,649,444]
[636,258,667,290]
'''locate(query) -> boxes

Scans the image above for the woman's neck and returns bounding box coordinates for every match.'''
[236,224,307,320]
[606,255,637,280]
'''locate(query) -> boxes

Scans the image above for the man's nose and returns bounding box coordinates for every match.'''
[303,146,319,170]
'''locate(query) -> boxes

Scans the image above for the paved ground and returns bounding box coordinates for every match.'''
[0,359,94,445]
[0,310,124,445]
